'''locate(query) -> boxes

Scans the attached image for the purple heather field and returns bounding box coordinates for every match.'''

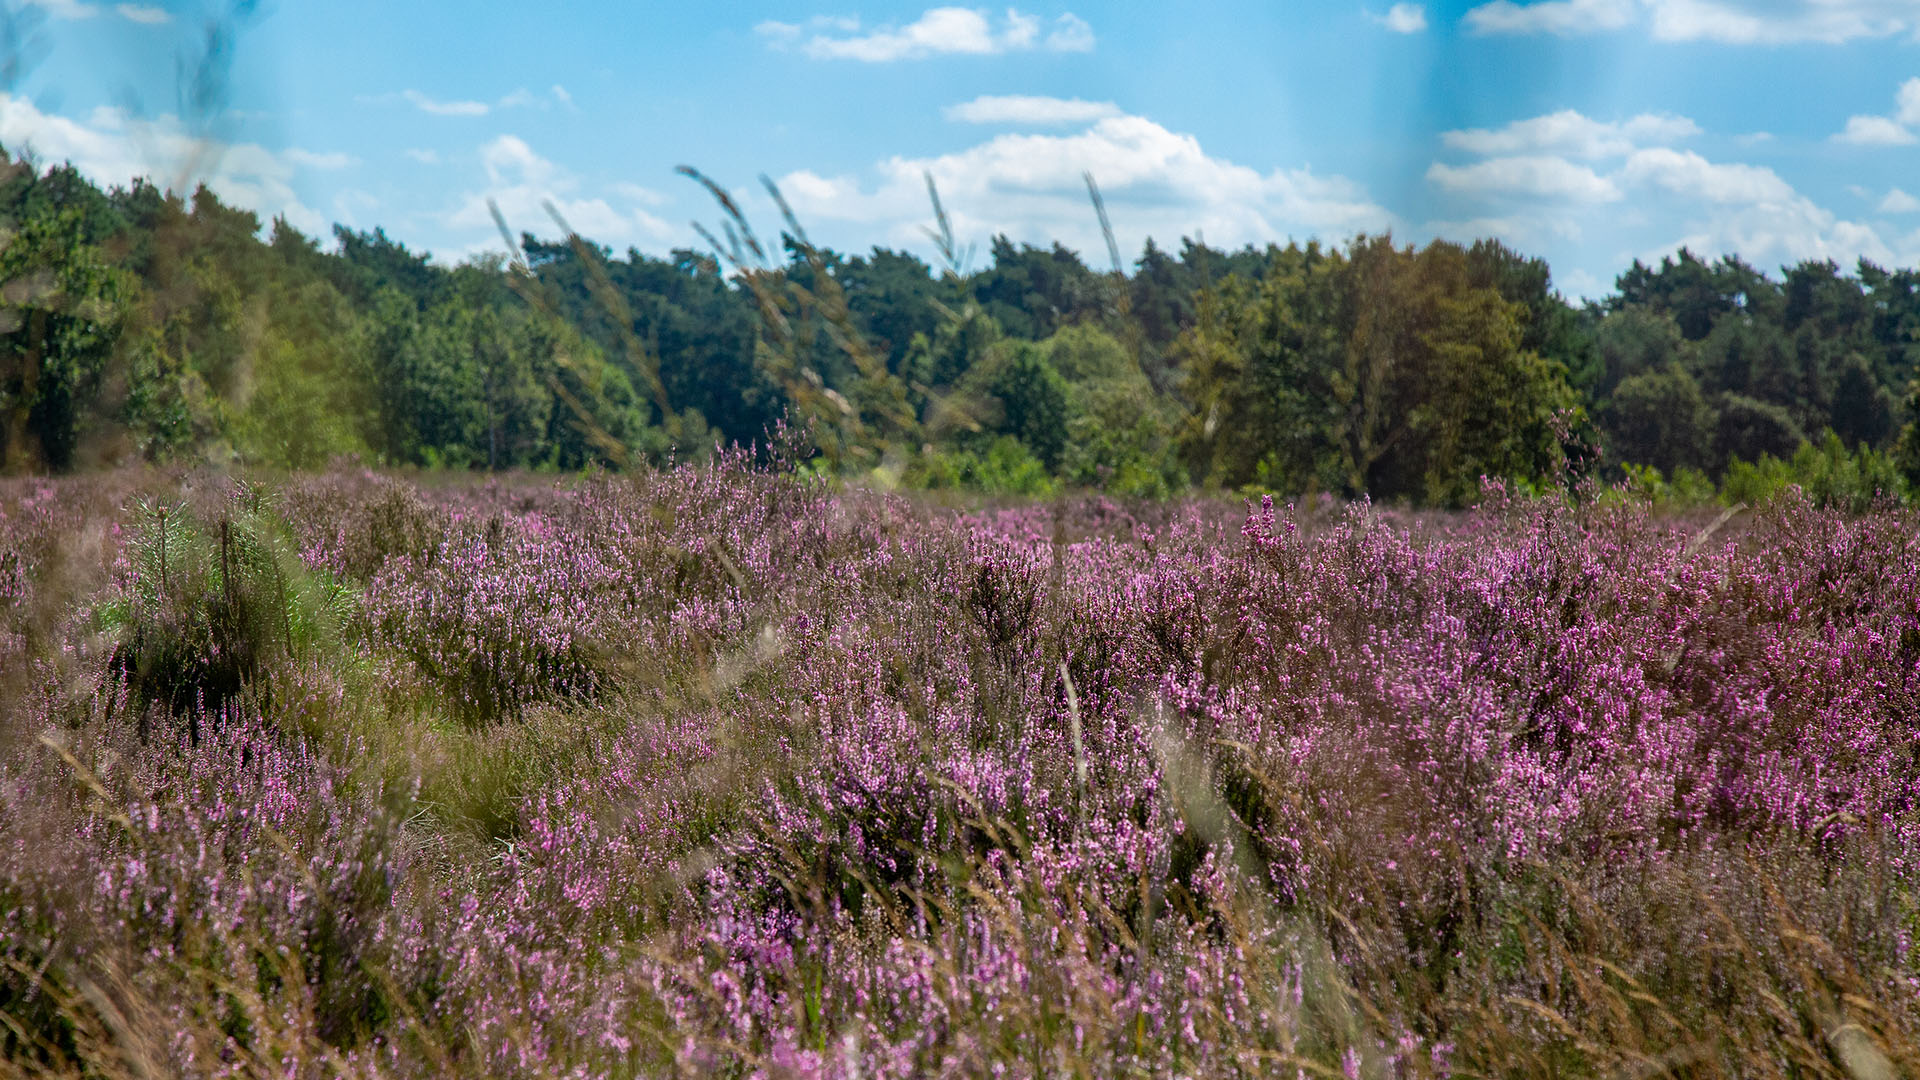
[0,456,1916,1077]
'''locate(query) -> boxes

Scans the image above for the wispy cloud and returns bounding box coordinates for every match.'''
[404,148,441,165]
[22,0,101,19]
[1642,0,1915,44]
[368,86,567,119]
[113,3,168,23]
[757,7,1094,61]
[611,181,668,206]
[1463,0,1920,43]
[420,85,576,114]
[1369,3,1429,33]
[1464,0,1634,37]
[401,89,490,117]
[283,147,355,170]
[943,94,1120,126]
[332,188,380,229]
[22,0,170,23]
[1046,12,1094,50]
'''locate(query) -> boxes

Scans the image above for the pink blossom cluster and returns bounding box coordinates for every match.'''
[0,464,1914,1076]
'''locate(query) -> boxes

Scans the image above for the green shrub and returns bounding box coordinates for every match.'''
[906,437,1058,497]
[96,483,355,719]
[1722,432,1906,511]
[1614,462,1717,509]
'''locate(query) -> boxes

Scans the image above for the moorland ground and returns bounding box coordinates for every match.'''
[0,461,1916,1078]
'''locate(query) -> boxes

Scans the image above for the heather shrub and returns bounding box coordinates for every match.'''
[2,464,1916,1078]
[0,708,409,1071]
[0,475,134,683]
[283,472,450,582]
[0,492,42,674]
[963,534,1042,670]
[364,520,620,725]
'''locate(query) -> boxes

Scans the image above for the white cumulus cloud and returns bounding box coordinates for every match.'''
[1617,148,1797,204]
[1836,115,1916,145]
[768,109,1391,262]
[1898,77,1920,124]
[1878,188,1920,214]
[0,92,330,235]
[1833,79,1920,146]
[1428,155,1623,201]
[1441,110,1699,158]
[447,134,675,258]
[1428,108,1913,275]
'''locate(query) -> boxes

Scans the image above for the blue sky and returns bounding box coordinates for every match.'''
[7,0,1920,298]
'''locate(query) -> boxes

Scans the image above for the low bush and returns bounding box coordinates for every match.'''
[94,483,355,722]
[1,463,1915,1078]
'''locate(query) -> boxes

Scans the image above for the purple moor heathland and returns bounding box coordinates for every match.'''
[0,457,1916,1078]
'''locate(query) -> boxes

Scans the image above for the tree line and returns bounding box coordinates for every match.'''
[4,150,1919,505]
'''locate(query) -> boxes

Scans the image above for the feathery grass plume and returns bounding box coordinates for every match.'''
[677,166,918,473]
[1084,171,1122,277]
[539,199,690,447]
[485,198,637,468]
[1081,169,1165,453]
[904,174,1001,448]
[920,170,975,281]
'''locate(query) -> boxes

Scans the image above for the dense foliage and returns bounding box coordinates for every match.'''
[0,463,1914,1077]
[4,152,1919,506]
